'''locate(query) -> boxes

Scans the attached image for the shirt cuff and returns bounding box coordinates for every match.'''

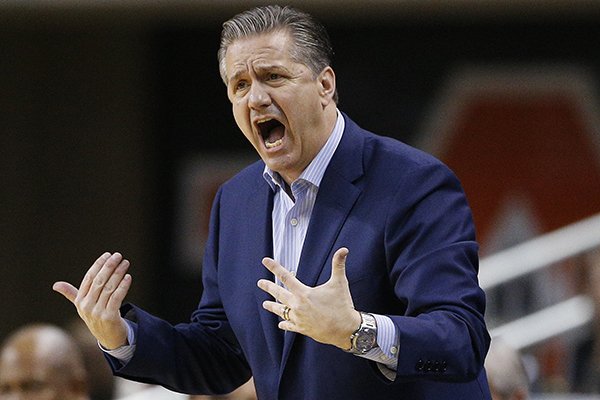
[354,314,399,379]
[98,320,137,364]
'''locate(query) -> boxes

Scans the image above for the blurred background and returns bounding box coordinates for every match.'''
[2,0,600,398]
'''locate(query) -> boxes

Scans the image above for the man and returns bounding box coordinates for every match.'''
[0,324,90,400]
[53,5,491,399]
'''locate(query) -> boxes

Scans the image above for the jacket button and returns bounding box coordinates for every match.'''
[425,360,432,372]
[442,361,447,372]
[415,359,424,371]
[434,361,441,372]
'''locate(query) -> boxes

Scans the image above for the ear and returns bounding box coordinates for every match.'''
[317,66,336,107]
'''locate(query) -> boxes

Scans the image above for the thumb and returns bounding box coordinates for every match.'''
[52,281,78,304]
[330,247,349,281]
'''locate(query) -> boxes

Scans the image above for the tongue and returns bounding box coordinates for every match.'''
[265,125,285,145]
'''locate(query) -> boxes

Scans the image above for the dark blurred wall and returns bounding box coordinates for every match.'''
[0,25,157,338]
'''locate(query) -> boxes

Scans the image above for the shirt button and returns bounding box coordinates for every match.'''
[290,218,298,226]
[390,346,398,355]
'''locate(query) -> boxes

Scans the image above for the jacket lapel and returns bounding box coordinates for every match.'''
[297,115,365,289]
[246,178,284,366]
[280,115,365,370]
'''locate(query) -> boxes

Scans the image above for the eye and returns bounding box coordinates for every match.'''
[234,80,249,93]
[267,73,282,81]
[22,380,47,393]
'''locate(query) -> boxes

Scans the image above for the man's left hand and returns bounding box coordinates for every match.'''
[257,247,361,350]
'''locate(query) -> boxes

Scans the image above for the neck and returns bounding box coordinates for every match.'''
[279,106,339,186]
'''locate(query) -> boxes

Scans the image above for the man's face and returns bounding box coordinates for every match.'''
[225,30,336,184]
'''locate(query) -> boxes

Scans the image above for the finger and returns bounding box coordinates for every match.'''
[86,253,125,303]
[78,252,112,298]
[278,320,299,333]
[106,274,132,312]
[52,281,79,304]
[96,259,131,309]
[261,300,290,319]
[261,257,304,291]
[257,279,292,304]
[330,247,349,282]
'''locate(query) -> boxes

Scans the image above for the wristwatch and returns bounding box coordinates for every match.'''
[347,312,378,354]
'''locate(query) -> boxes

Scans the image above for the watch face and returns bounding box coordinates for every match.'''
[355,329,377,353]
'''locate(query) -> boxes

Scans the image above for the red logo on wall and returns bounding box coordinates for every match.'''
[419,66,600,255]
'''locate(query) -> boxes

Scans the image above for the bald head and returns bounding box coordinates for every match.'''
[0,324,89,400]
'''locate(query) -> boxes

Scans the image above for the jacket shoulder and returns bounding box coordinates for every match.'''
[348,123,451,178]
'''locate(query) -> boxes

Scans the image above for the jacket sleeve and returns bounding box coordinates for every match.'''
[384,161,490,382]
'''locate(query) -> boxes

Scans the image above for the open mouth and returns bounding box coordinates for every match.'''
[256,118,285,149]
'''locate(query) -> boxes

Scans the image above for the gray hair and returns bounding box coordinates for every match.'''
[218,5,338,103]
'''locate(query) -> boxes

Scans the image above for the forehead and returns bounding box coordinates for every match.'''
[225,31,295,76]
[0,343,58,383]
[1,348,35,375]
[0,357,38,384]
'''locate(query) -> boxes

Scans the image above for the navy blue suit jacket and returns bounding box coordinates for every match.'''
[111,114,491,399]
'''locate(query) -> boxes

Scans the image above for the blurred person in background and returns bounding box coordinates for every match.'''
[0,323,89,400]
[485,339,529,400]
[571,247,600,393]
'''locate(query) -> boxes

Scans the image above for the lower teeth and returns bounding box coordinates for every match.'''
[265,139,283,149]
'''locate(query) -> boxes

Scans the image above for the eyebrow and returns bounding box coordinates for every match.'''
[228,69,245,85]
[228,64,292,85]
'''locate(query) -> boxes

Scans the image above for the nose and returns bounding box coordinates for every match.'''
[247,82,271,110]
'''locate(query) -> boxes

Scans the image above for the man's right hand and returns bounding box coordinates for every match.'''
[53,252,132,350]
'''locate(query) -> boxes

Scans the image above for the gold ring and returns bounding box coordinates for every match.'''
[282,305,291,321]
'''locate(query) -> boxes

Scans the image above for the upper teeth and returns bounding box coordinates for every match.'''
[256,117,272,124]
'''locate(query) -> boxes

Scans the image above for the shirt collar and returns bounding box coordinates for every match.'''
[263,110,345,192]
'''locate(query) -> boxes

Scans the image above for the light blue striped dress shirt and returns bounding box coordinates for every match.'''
[107,111,399,378]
